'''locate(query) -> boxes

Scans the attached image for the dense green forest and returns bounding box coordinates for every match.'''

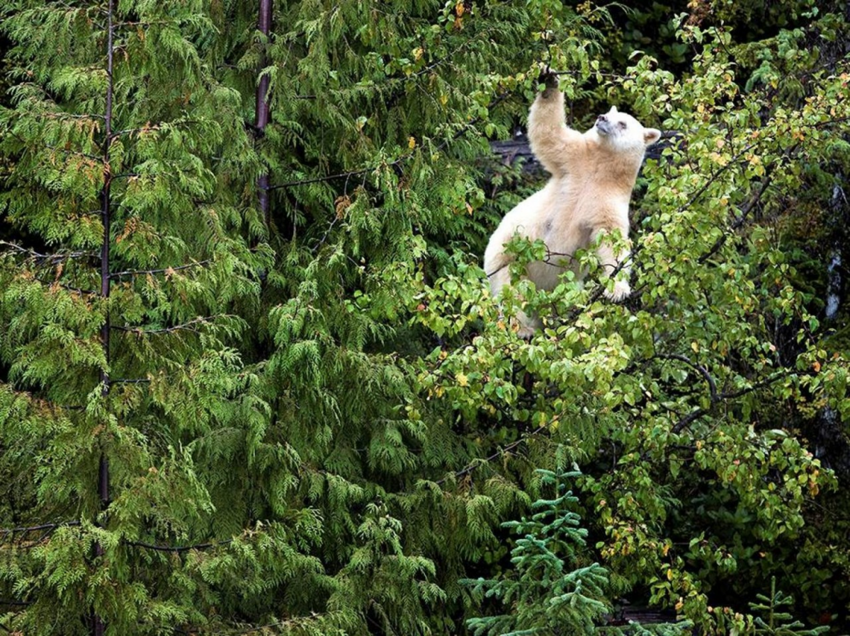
[1,0,849,634]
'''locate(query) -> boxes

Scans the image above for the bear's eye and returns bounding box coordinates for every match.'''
[617,121,627,130]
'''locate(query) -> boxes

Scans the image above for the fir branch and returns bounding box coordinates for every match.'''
[44,110,106,121]
[112,19,172,27]
[172,614,338,635]
[7,126,103,162]
[267,92,509,191]
[18,135,105,163]
[108,118,205,140]
[57,283,98,295]
[267,164,386,190]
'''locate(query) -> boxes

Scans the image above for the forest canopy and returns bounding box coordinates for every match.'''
[1,0,849,634]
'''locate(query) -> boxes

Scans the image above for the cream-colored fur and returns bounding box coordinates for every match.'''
[484,79,660,337]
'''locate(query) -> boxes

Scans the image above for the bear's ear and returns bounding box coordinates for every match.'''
[644,128,661,146]
[608,106,618,114]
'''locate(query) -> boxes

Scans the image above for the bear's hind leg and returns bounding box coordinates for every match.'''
[486,263,541,338]
[591,227,632,302]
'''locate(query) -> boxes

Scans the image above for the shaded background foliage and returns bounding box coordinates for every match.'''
[1,0,849,634]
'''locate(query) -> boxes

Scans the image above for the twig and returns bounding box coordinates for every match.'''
[656,353,718,403]
[670,407,707,434]
[0,520,81,537]
[0,241,94,265]
[123,538,233,553]
[697,167,779,265]
[670,370,792,434]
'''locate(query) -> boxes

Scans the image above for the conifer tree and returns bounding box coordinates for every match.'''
[463,469,613,635]
[463,469,692,635]
[0,1,293,633]
[748,578,830,636]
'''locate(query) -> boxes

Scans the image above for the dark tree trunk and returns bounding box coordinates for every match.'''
[255,0,272,225]
[93,1,115,633]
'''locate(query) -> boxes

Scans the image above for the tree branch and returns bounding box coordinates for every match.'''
[435,425,547,486]
[112,316,227,335]
[123,538,233,553]
[0,241,94,265]
[670,370,793,434]
[697,166,780,265]
[108,259,212,279]
[657,353,718,403]
[0,520,81,537]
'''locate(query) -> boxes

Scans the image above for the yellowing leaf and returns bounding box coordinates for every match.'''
[456,372,468,387]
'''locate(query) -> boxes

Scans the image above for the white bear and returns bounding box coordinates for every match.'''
[484,72,660,337]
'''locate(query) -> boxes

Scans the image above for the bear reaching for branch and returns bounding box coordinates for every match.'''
[484,70,661,338]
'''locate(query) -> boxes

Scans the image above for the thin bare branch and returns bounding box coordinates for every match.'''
[435,425,547,486]
[112,316,227,335]
[109,259,212,279]
[0,520,81,537]
[123,538,233,553]
[0,241,94,265]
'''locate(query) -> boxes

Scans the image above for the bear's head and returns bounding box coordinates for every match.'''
[593,106,661,154]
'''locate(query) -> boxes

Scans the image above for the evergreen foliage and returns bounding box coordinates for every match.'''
[0,0,849,634]
[747,578,831,635]
[462,469,611,635]
[463,468,693,636]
